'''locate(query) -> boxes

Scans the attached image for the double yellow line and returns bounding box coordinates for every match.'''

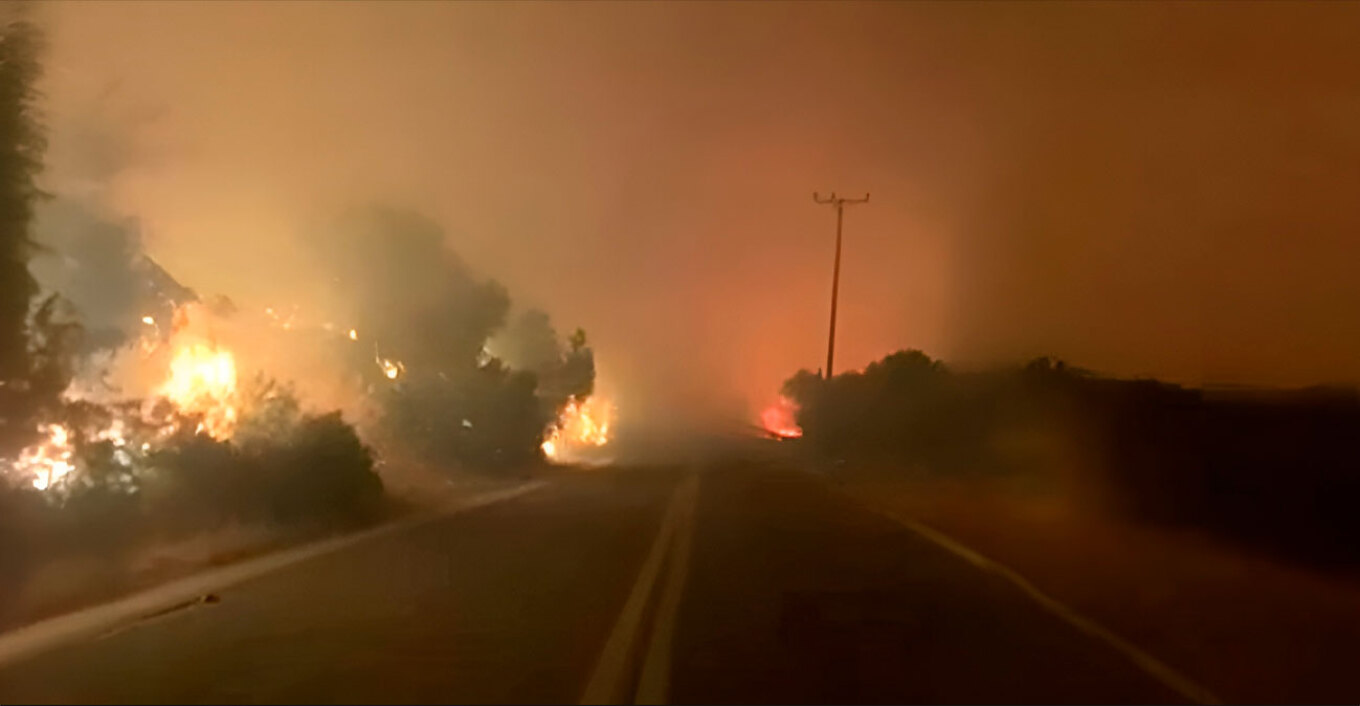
[581,473,701,705]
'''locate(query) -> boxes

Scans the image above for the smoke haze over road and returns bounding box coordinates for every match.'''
[34,1,1360,433]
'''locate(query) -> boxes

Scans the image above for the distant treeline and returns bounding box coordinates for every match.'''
[783,351,1360,568]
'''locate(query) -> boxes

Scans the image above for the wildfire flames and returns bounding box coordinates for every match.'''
[4,294,601,491]
[760,396,803,439]
[542,396,614,461]
[16,424,74,491]
[2,302,248,492]
[160,343,239,438]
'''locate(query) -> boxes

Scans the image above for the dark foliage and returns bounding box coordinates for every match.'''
[313,207,510,375]
[314,208,593,472]
[29,199,198,355]
[379,361,548,471]
[251,412,383,526]
[0,11,43,383]
[784,350,1360,568]
[0,11,46,456]
[494,309,596,416]
[0,388,384,620]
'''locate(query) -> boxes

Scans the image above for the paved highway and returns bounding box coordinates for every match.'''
[0,459,1199,704]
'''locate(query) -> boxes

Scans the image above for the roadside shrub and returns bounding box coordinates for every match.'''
[784,349,1360,568]
[254,411,383,526]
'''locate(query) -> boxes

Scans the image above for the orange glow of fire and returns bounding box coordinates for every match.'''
[542,396,613,460]
[159,342,239,438]
[376,355,404,380]
[760,396,803,439]
[17,423,75,491]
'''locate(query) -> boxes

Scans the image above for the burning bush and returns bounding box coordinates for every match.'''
[2,378,383,528]
[0,380,383,619]
[541,395,613,461]
[0,13,610,626]
[305,207,606,471]
[491,310,610,463]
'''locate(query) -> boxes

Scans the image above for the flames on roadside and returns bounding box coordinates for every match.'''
[3,302,246,492]
[1,300,393,493]
[760,396,803,440]
[3,296,608,492]
[542,395,614,462]
[160,343,239,438]
[15,423,75,491]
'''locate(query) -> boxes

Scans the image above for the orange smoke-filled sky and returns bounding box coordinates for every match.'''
[34,1,1360,427]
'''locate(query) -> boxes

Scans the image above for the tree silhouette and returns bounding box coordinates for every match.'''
[0,9,46,455]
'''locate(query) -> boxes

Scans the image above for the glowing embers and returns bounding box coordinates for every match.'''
[376,355,404,380]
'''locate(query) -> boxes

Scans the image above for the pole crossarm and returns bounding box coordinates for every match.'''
[813,192,870,206]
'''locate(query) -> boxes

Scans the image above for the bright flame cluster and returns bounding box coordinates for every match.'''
[376,355,404,380]
[16,424,74,491]
[760,396,803,439]
[542,396,614,461]
[2,302,248,493]
[160,343,239,438]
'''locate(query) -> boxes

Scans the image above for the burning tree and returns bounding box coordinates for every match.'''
[307,207,609,470]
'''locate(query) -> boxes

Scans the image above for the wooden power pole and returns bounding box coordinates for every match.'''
[813,192,869,379]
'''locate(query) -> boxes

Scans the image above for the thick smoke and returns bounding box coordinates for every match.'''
[32,1,1356,409]
[307,208,510,377]
[492,310,562,375]
[30,198,196,353]
[1,8,606,625]
[491,309,595,409]
[27,199,600,472]
[295,207,596,471]
[42,2,1360,430]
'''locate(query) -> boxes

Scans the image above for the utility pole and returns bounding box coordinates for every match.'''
[813,191,869,379]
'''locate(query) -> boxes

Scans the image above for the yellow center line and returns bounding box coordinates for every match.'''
[634,474,700,705]
[580,473,699,705]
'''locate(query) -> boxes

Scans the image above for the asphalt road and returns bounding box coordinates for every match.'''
[0,459,1194,704]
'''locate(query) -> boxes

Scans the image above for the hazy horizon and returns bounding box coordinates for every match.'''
[33,1,1360,430]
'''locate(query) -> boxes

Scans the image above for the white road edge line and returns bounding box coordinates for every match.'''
[0,479,549,670]
[580,474,697,705]
[633,474,700,705]
[836,485,1221,705]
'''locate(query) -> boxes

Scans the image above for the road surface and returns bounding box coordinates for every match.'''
[0,458,1198,704]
